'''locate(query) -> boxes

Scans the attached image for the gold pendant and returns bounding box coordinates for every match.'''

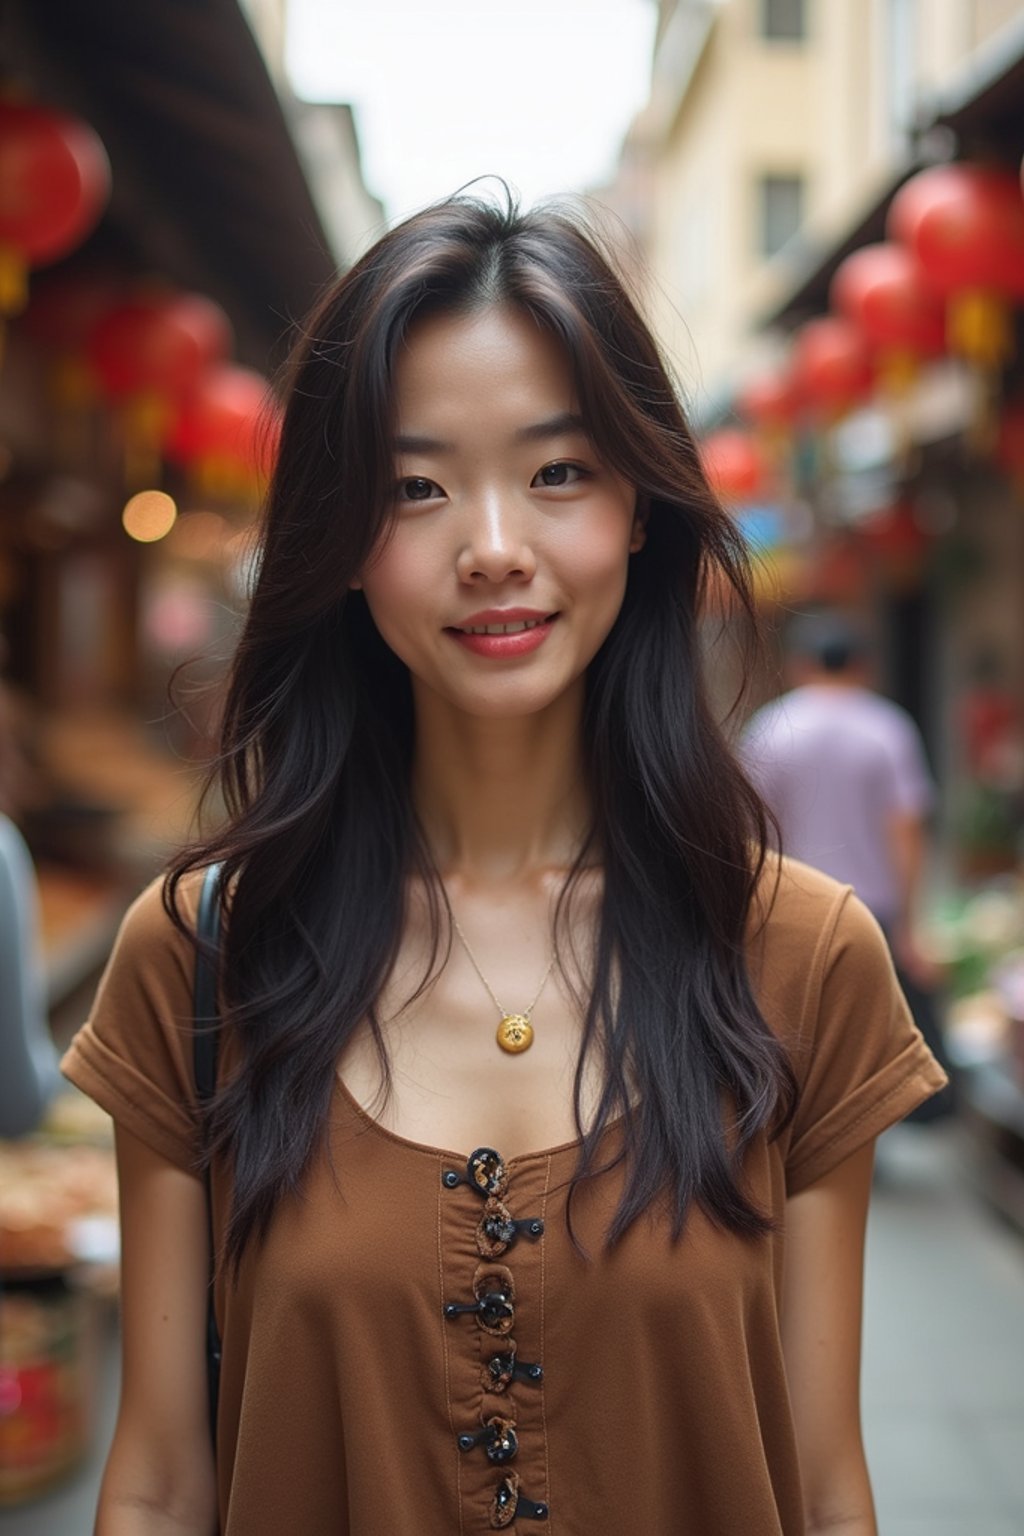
[497,1014,534,1054]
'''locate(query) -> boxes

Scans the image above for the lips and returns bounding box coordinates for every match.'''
[448,607,557,634]
[458,616,550,636]
[445,609,559,658]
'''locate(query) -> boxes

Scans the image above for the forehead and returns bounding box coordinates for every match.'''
[392,305,576,427]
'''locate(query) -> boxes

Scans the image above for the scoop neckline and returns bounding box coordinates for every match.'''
[333,1070,626,1166]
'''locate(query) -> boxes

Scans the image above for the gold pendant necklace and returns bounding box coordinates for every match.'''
[450,913,555,1055]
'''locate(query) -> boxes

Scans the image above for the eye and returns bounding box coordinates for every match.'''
[397,476,443,502]
[532,461,587,489]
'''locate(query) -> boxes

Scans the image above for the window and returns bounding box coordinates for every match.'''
[758,174,804,258]
[761,0,806,41]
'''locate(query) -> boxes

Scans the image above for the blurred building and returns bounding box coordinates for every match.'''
[607,0,1024,1234]
[606,0,1024,828]
[0,0,377,1015]
[239,0,386,264]
[633,0,1021,404]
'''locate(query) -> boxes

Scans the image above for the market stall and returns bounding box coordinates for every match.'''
[0,1092,117,1506]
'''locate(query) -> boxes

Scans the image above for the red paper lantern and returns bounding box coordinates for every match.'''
[791,317,873,421]
[166,365,269,462]
[736,369,799,432]
[887,163,1024,372]
[0,101,110,314]
[830,243,945,368]
[165,364,277,498]
[700,428,765,502]
[888,164,1024,299]
[87,292,232,403]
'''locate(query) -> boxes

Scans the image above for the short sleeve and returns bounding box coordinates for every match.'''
[60,874,202,1173]
[784,887,947,1194]
[885,712,936,819]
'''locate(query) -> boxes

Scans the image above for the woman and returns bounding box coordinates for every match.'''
[63,196,946,1535]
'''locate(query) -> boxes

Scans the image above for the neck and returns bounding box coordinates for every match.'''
[411,679,591,885]
[799,670,864,690]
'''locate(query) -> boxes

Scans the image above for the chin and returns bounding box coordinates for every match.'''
[445,674,580,720]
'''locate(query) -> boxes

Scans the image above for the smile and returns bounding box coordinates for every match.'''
[459,617,549,635]
[446,613,559,658]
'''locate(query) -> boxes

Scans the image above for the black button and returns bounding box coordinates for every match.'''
[444,1290,514,1326]
[467,1146,507,1196]
[478,1291,514,1329]
[485,1423,518,1464]
[482,1211,517,1246]
[491,1477,549,1524]
[457,1417,517,1462]
[492,1474,519,1528]
[441,1169,461,1189]
[476,1203,545,1259]
[486,1350,514,1389]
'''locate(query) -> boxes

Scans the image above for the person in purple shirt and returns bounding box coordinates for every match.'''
[742,611,954,1118]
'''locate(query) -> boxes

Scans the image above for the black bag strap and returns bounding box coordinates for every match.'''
[193,860,224,1446]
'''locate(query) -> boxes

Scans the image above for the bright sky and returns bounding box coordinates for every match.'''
[286,0,657,221]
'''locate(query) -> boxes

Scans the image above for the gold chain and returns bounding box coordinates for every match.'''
[450,912,555,1054]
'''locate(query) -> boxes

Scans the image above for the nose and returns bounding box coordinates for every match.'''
[455,493,536,585]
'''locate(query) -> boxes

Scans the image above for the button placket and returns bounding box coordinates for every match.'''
[442,1147,550,1526]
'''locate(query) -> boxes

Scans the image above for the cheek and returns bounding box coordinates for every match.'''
[561,505,635,612]
[358,532,435,643]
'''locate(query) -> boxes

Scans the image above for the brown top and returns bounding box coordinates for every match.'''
[62,857,946,1535]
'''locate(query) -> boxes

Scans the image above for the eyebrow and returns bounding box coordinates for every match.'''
[515,411,588,444]
[392,412,588,455]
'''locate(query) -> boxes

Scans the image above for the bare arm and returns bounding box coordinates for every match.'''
[886,811,941,987]
[887,809,925,938]
[782,1141,878,1536]
[97,1125,217,1535]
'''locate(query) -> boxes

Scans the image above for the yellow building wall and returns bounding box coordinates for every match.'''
[641,0,1023,409]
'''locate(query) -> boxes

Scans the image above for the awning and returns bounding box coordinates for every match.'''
[7,0,337,368]
[930,12,1024,145]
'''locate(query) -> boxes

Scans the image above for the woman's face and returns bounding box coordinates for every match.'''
[355,304,644,720]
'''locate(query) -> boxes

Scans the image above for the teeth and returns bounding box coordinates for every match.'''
[463,618,547,635]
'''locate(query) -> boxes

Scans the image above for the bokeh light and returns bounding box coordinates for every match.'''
[121,489,178,543]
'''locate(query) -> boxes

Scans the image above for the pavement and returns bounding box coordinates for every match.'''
[3,1122,1022,1534]
[864,1123,1024,1535]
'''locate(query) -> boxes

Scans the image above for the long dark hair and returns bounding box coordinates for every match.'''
[167,192,794,1273]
